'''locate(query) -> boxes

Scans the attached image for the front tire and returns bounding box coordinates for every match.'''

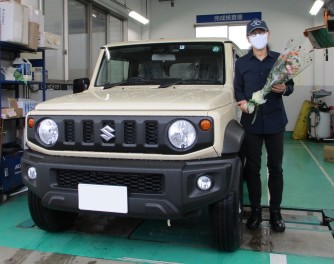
[28,190,78,232]
[209,159,243,251]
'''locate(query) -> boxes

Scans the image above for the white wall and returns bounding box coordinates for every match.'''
[148,0,334,131]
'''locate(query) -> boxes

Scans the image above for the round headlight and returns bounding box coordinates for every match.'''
[168,120,196,149]
[37,119,59,146]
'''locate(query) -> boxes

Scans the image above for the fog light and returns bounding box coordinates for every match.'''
[197,175,213,191]
[28,167,37,180]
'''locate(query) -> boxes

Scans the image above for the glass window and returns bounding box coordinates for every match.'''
[196,25,228,38]
[92,8,107,67]
[228,25,250,50]
[68,0,88,80]
[44,0,64,80]
[109,16,123,43]
[195,24,251,50]
[95,43,225,87]
[43,0,125,82]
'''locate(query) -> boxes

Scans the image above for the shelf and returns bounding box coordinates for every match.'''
[1,117,25,120]
[0,41,56,53]
[0,80,43,85]
[0,41,38,53]
[0,41,47,103]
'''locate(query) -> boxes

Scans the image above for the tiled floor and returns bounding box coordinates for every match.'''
[0,137,333,264]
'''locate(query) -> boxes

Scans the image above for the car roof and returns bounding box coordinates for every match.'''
[102,38,232,49]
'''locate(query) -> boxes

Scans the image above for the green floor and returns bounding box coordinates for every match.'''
[0,137,333,264]
[246,136,334,210]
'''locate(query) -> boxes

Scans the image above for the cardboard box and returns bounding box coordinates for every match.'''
[1,98,24,119]
[38,31,61,49]
[0,1,29,45]
[26,6,44,32]
[1,108,23,119]
[28,21,39,49]
[323,145,334,163]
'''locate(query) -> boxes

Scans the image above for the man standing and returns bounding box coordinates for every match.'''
[234,18,294,232]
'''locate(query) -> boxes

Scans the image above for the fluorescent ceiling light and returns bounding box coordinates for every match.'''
[309,0,325,15]
[129,11,149,25]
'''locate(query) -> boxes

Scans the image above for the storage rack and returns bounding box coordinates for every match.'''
[0,41,46,201]
[0,41,47,107]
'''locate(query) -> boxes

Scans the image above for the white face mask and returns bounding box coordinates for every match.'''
[249,33,268,49]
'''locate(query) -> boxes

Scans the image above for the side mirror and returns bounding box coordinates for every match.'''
[73,78,90,94]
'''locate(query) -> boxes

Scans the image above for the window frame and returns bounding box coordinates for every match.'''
[194,23,251,52]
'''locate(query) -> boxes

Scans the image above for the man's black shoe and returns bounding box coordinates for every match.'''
[246,207,262,230]
[270,210,286,232]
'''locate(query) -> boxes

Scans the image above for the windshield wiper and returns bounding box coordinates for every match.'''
[158,79,185,88]
[158,79,222,88]
[104,77,155,89]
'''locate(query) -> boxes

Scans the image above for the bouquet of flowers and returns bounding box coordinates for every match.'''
[244,37,314,123]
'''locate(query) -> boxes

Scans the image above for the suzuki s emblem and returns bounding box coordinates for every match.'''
[100,125,115,141]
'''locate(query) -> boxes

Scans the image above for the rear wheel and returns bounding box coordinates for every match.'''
[209,159,243,251]
[28,190,78,232]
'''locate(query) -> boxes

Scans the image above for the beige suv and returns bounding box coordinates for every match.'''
[22,38,245,251]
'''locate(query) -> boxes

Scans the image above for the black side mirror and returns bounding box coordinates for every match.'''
[73,78,90,94]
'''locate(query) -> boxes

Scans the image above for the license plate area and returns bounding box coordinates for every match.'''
[78,183,128,213]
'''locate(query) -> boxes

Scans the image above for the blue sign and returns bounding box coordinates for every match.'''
[196,12,261,23]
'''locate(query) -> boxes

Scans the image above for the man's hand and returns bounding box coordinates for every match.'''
[237,100,249,113]
[272,84,286,94]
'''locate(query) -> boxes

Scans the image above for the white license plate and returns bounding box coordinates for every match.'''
[78,183,128,213]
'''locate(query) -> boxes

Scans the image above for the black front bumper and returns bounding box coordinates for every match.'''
[21,150,241,219]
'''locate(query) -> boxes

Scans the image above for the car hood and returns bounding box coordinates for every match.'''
[35,86,233,112]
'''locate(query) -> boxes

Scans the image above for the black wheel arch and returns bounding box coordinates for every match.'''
[221,120,245,195]
[222,120,245,155]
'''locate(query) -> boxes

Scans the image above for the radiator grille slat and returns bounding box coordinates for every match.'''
[145,121,158,144]
[56,169,163,194]
[124,121,136,144]
[64,120,75,142]
[83,120,94,143]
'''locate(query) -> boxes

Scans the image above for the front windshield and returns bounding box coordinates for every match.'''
[95,42,225,87]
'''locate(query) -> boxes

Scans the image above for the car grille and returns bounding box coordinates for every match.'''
[27,115,213,154]
[64,119,157,145]
[63,118,159,150]
[56,169,164,194]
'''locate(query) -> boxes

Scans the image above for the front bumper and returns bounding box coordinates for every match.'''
[21,150,241,219]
